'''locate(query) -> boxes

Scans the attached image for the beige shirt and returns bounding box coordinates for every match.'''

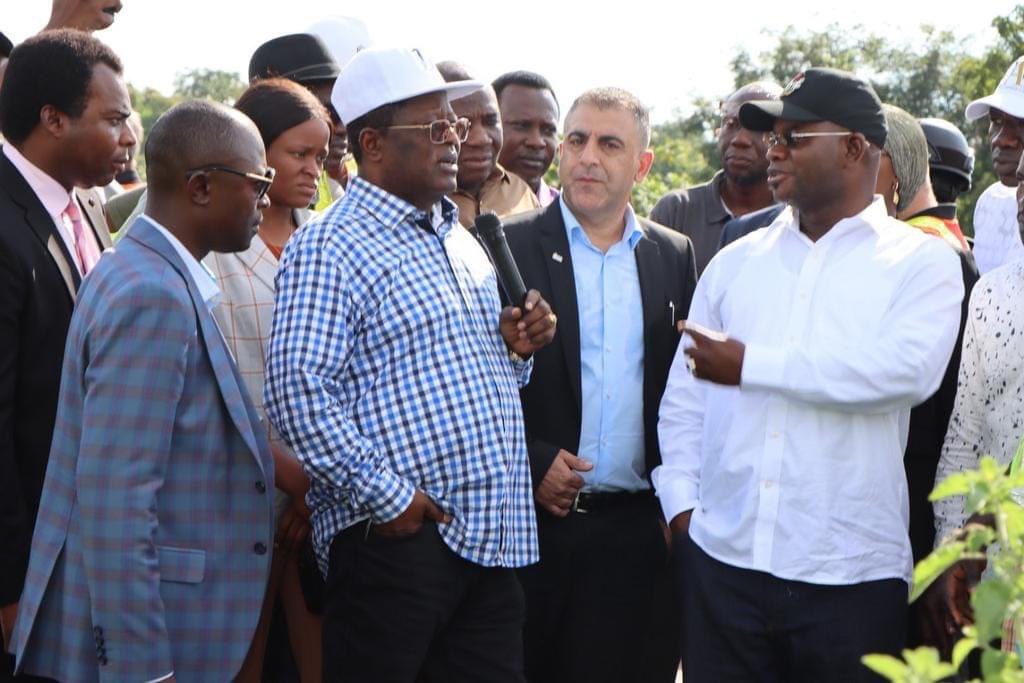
[450,165,539,228]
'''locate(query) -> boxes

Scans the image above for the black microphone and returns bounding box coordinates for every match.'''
[474,212,529,307]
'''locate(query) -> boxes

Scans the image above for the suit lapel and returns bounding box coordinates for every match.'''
[537,200,582,411]
[45,234,78,300]
[634,222,665,339]
[234,235,278,293]
[634,222,668,477]
[127,219,270,477]
[0,152,81,299]
[75,188,113,249]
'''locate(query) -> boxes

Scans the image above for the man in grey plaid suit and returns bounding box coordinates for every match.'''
[11,100,276,682]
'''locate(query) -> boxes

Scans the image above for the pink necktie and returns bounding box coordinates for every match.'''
[65,198,101,275]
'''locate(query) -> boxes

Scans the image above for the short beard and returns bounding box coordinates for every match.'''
[725,168,768,188]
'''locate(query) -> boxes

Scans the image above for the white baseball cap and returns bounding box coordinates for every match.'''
[307,16,372,68]
[331,47,482,126]
[966,55,1024,121]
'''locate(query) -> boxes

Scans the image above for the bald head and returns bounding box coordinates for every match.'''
[143,100,269,259]
[145,99,264,197]
[436,60,473,83]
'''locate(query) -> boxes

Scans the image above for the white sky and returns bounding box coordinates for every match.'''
[5,1,1022,122]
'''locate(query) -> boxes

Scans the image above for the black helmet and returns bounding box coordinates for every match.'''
[918,118,974,197]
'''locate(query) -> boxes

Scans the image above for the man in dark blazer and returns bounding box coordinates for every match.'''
[13,99,275,683]
[505,87,697,683]
[0,30,132,672]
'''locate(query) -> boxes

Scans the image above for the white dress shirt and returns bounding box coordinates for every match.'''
[654,199,963,586]
[971,181,1024,274]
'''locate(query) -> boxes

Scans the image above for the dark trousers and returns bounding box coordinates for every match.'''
[323,521,526,683]
[678,533,907,683]
[518,494,679,683]
[0,652,52,682]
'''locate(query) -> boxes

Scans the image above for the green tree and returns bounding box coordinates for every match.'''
[633,128,715,216]
[172,68,245,104]
[645,9,1024,235]
[126,84,181,179]
[864,454,1024,681]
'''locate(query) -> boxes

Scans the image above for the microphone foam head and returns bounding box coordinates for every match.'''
[474,211,502,236]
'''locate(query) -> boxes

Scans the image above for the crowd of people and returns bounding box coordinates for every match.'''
[2,2,1024,682]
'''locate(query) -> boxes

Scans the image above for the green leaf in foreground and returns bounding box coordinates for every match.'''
[911,541,967,603]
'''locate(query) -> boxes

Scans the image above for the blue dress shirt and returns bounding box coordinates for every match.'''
[560,200,648,492]
[265,177,538,573]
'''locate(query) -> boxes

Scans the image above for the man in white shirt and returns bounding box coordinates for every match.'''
[965,55,1024,274]
[654,68,964,682]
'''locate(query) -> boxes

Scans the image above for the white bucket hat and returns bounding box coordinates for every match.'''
[966,55,1024,121]
[331,47,482,126]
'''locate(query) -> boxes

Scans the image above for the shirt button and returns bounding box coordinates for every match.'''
[763,480,774,489]
[254,542,268,555]
[769,431,780,439]
[255,481,267,494]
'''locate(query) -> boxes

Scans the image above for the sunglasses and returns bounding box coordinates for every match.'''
[763,130,853,149]
[185,165,276,199]
[384,117,472,145]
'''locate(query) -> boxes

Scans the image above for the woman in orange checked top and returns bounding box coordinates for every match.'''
[205,77,332,683]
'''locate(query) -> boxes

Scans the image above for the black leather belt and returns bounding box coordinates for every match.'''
[571,489,652,514]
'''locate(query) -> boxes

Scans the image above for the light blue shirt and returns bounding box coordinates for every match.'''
[560,200,648,492]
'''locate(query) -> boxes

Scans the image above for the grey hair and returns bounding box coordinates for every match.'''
[882,104,929,213]
[567,87,650,148]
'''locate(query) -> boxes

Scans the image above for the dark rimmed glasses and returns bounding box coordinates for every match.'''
[763,130,853,149]
[384,117,472,144]
[185,165,277,199]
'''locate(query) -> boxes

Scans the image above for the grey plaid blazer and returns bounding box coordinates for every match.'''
[12,217,275,682]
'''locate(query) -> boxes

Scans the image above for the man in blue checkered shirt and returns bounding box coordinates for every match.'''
[264,47,557,682]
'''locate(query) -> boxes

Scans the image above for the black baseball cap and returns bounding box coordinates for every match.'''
[248,33,340,85]
[738,67,887,147]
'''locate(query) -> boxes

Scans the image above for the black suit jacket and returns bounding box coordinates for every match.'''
[718,203,785,250]
[0,150,109,605]
[504,200,698,494]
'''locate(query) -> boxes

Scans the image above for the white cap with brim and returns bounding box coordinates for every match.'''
[966,55,1024,121]
[331,46,482,126]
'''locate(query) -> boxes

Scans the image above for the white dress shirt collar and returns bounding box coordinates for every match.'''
[138,214,221,307]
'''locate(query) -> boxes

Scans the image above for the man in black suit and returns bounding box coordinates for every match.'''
[0,30,133,673]
[505,87,697,683]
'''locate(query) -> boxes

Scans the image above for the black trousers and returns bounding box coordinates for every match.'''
[323,521,526,683]
[0,652,51,683]
[678,533,907,683]
[517,494,679,683]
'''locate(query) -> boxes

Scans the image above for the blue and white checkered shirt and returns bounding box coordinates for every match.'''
[265,177,539,573]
